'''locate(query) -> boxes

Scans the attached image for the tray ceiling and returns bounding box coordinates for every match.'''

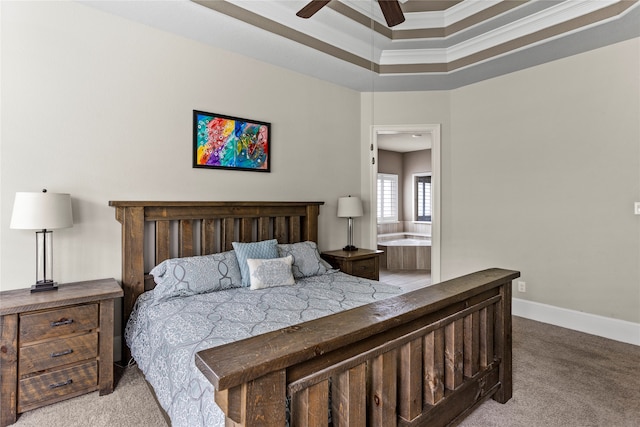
[83,0,639,91]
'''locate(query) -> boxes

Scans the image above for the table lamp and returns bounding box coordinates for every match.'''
[10,190,73,292]
[337,195,363,251]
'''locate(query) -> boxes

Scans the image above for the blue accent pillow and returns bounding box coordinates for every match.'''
[232,239,279,286]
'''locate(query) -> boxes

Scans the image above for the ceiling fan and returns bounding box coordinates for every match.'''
[296,0,406,27]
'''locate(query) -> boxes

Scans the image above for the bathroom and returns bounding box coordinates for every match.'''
[376,136,432,275]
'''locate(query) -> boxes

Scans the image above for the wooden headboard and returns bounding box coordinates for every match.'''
[109,200,324,357]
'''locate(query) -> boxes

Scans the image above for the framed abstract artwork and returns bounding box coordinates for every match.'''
[193,110,270,172]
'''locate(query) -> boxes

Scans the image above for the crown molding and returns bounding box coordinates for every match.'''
[380,0,625,65]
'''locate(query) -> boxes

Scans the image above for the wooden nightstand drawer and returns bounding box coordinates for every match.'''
[321,249,383,281]
[18,360,98,413]
[19,332,98,376]
[19,304,98,343]
[351,258,376,278]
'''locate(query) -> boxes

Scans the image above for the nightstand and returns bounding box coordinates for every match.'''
[0,278,123,427]
[321,249,384,281]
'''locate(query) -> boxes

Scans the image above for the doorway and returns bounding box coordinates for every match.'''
[370,124,441,284]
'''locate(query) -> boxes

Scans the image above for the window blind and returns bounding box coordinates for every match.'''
[377,173,398,223]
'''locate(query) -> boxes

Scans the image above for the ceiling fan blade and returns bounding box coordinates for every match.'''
[296,0,332,18]
[377,0,405,27]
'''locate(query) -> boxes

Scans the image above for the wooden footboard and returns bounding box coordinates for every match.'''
[196,268,519,427]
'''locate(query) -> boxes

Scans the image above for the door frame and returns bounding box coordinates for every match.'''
[370,124,441,283]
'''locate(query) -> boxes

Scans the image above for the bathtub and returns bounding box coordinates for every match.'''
[377,234,431,270]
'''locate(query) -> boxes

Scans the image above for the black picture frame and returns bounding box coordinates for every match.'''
[193,110,270,172]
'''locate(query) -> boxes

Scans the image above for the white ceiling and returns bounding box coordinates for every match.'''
[378,131,432,152]
[82,0,640,92]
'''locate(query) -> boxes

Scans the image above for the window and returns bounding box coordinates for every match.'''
[377,173,398,223]
[415,174,431,222]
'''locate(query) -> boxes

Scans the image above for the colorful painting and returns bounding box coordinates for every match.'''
[193,110,270,172]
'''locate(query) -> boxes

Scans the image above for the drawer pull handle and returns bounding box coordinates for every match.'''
[50,319,73,327]
[49,379,73,389]
[51,349,74,358]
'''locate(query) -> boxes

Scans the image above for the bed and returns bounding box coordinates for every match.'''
[110,200,519,427]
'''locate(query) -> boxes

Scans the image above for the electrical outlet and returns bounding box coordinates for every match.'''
[517,281,526,292]
[635,202,640,215]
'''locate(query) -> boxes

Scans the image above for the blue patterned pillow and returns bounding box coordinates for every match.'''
[232,239,279,286]
[247,255,295,290]
[150,250,242,300]
[277,241,331,278]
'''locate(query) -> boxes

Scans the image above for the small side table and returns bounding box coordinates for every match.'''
[321,249,384,281]
[0,278,123,427]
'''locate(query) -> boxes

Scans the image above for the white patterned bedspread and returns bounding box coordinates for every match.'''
[125,271,403,427]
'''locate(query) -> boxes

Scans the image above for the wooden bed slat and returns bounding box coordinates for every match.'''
[223,217,235,252]
[257,217,270,241]
[179,220,194,258]
[464,311,480,378]
[201,219,216,255]
[480,305,494,369]
[155,221,170,265]
[368,349,397,426]
[445,319,464,391]
[423,329,445,405]
[290,216,301,243]
[274,217,287,243]
[240,217,253,243]
[331,363,366,426]
[398,338,423,421]
[291,380,329,427]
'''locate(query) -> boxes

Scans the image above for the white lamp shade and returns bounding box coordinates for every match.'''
[337,196,363,218]
[10,192,73,230]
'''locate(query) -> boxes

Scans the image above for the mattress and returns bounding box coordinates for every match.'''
[125,270,403,427]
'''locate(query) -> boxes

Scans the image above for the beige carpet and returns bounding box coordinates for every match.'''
[12,316,640,426]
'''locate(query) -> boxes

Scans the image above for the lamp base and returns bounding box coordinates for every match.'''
[31,281,58,293]
[342,245,358,251]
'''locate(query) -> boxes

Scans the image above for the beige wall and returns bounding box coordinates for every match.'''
[362,38,640,324]
[0,2,361,290]
[447,37,639,323]
[377,150,403,174]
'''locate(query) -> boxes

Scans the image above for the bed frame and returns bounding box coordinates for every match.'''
[110,200,519,427]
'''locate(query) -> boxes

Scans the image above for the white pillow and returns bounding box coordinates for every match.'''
[247,255,295,290]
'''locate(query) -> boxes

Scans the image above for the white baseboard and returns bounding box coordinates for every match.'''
[512,298,640,346]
